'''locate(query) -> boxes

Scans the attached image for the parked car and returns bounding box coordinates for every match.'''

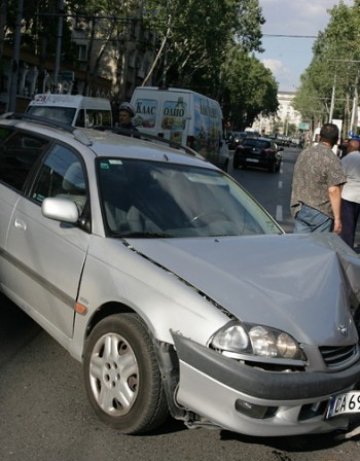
[1,113,360,438]
[275,135,292,147]
[233,137,283,172]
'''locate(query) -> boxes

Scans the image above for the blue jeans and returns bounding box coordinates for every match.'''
[294,204,333,233]
[340,199,360,247]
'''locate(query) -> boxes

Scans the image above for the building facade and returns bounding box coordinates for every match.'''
[251,91,302,137]
[0,7,156,114]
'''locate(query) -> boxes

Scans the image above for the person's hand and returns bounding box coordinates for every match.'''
[333,218,342,234]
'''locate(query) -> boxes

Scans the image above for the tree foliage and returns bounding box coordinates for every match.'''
[143,0,264,93]
[1,0,278,125]
[143,0,276,126]
[220,45,278,129]
[293,1,360,135]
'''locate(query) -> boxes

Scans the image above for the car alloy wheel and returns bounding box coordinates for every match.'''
[83,313,168,434]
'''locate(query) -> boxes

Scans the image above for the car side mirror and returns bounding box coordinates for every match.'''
[42,197,79,223]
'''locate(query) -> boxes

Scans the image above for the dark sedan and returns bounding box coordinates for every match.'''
[233,137,283,173]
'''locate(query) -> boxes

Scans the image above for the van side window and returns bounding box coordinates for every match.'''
[27,106,76,125]
[31,144,88,216]
[85,109,112,127]
[0,129,50,191]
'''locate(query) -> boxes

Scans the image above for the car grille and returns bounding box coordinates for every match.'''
[320,344,360,369]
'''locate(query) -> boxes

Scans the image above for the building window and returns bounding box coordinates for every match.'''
[77,45,87,62]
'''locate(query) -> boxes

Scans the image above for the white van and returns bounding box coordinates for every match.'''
[130,86,229,170]
[26,94,113,128]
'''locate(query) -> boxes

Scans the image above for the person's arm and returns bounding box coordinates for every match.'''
[328,185,343,234]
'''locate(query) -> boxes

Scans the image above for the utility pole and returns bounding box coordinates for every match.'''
[350,72,359,135]
[53,0,64,90]
[329,74,336,123]
[8,0,23,112]
[328,59,360,130]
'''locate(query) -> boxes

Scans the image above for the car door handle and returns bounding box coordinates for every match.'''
[14,218,27,231]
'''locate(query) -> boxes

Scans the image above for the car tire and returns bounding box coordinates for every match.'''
[233,155,239,169]
[83,313,168,434]
[222,158,229,173]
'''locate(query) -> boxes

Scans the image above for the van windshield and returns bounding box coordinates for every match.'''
[27,106,76,125]
[97,159,283,238]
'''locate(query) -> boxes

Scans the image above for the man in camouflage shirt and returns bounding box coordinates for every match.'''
[291,123,346,234]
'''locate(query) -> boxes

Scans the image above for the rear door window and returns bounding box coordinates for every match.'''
[0,128,50,191]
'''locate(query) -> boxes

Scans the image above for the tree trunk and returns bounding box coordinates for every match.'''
[0,0,7,59]
[142,14,172,87]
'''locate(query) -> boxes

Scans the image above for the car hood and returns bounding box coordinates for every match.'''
[127,233,360,345]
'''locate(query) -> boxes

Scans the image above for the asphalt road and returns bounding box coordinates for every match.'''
[1,146,360,461]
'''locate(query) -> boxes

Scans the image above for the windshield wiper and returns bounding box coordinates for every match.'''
[116,231,173,239]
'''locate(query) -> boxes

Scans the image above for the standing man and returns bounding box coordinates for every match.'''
[291,123,346,234]
[340,138,360,248]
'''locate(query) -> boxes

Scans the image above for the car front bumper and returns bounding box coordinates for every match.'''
[172,333,360,436]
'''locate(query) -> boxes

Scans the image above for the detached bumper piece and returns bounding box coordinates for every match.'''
[172,333,360,437]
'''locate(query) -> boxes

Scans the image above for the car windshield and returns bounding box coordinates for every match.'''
[27,106,76,125]
[231,132,245,139]
[97,158,282,238]
[243,139,270,149]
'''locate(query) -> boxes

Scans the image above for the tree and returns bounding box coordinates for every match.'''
[220,45,278,129]
[64,0,142,96]
[294,1,360,136]
[1,0,278,121]
[142,0,264,97]
[140,0,277,127]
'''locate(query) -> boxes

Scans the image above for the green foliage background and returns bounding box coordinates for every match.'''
[1,0,280,128]
[293,0,360,137]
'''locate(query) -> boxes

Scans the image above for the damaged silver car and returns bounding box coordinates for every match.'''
[1,114,360,438]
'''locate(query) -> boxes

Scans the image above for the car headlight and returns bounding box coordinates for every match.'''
[210,322,305,360]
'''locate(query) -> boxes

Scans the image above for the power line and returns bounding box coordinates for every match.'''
[263,33,317,39]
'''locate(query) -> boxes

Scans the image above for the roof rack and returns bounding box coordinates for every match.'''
[1,114,203,158]
[1,112,93,146]
[1,112,76,134]
[94,125,202,159]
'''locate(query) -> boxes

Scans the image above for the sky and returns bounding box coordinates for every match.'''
[258,0,354,92]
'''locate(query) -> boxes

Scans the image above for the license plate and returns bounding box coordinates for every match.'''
[326,391,360,419]
[246,158,259,163]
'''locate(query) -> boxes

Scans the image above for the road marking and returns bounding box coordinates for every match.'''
[278,180,283,189]
[276,205,283,221]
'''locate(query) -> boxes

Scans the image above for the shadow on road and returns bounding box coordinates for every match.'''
[0,292,41,368]
[220,428,360,451]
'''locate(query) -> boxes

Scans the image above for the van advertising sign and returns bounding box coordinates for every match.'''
[193,95,221,158]
[133,99,157,129]
[161,99,187,144]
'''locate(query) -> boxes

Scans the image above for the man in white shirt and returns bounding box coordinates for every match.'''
[340,138,360,247]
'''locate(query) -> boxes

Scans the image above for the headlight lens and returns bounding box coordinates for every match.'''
[249,326,278,357]
[210,322,305,360]
[211,324,250,353]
